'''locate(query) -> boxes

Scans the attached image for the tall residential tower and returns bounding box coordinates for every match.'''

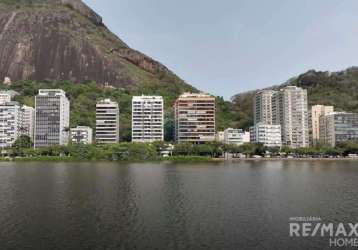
[174,93,215,143]
[311,105,334,146]
[34,89,70,148]
[20,105,35,141]
[132,96,164,143]
[96,99,119,144]
[0,101,21,148]
[253,90,275,125]
[272,86,309,148]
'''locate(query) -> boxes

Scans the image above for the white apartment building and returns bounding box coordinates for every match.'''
[132,95,164,143]
[70,126,93,144]
[253,90,275,125]
[34,89,70,148]
[174,93,216,143]
[0,92,11,104]
[0,101,21,148]
[250,123,282,147]
[96,99,119,144]
[311,105,334,146]
[19,105,35,141]
[272,86,309,148]
[224,128,250,145]
[325,112,358,147]
[0,90,18,104]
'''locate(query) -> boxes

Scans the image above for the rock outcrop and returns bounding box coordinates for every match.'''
[0,0,193,91]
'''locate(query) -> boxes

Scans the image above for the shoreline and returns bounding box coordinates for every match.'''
[213,157,358,161]
[1,156,358,163]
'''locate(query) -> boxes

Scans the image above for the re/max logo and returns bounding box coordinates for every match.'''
[289,223,358,237]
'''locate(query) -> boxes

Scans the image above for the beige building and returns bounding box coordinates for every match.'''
[311,105,334,146]
[174,93,215,143]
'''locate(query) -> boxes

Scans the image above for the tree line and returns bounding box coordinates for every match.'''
[6,135,358,161]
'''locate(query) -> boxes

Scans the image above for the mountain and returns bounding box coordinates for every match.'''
[232,67,358,129]
[0,0,195,94]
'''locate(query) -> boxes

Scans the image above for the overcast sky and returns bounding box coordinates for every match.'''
[83,0,358,99]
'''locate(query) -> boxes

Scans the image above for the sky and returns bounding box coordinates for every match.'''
[83,0,358,99]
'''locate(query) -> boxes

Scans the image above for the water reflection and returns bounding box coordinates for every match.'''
[0,161,357,249]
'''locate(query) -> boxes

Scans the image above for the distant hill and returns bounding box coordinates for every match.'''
[232,67,358,129]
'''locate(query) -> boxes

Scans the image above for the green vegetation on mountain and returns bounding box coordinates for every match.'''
[232,67,358,129]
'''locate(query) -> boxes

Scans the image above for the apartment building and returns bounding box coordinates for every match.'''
[0,90,19,104]
[174,93,215,143]
[325,112,358,147]
[0,101,21,148]
[250,123,282,147]
[34,89,70,148]
[253,90,275,125]
[96,99,119,144]
[223,128,250,145]
[311,105,334,146]
[132,95,164,143]
[19,105,35,141]
[272,86,309,148]
[70,126,93,144]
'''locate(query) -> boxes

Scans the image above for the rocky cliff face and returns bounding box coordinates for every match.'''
[0,0,192,91]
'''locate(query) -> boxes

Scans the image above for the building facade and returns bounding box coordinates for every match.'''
[96,99,119,144]
[34,89,70,148]
[70,126,93,144]
[223,128,250,145]
[20,105,35,141]
[250,123,282,147]
[0,91,12,104]
[0,101,21,148]
[0,90,18,104]
[272,86,309,148]
[174,93,215,143]
[132,96,164,143]
[311,105,334,146]
[325,112,358,147]
[253,90,275,125]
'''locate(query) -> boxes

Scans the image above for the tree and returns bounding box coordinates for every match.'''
[173,143,194,156]
[164,110,175,142]
[239,143,265,157]
[13,135,32,149]
[194,144,213,157]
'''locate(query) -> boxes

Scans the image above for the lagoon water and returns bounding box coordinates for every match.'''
[0,161,358,250]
